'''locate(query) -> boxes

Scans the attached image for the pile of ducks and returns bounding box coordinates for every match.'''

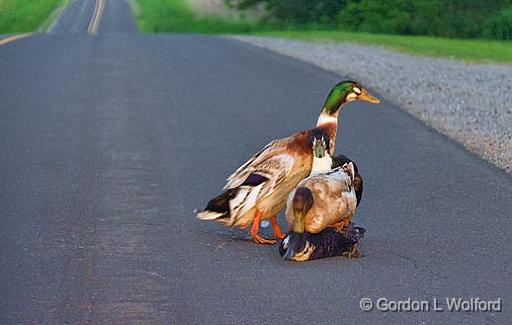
[197,80,379,262]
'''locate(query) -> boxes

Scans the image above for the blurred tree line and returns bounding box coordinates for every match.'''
[225,0,512,39]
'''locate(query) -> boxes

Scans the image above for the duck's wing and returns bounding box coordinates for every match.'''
[228,153,295,223]
[224,138,288,190]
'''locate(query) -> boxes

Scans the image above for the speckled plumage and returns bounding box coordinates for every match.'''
[285,163,357,234]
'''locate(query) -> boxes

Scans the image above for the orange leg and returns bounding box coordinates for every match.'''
[270,216,286,239]
[249,210,276,245]
[331,219,350,232]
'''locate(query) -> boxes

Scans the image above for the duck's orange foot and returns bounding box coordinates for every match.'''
[252,234,277,245]
[249,209,277,245]
[270,216,286,240]
[331,219,350,232]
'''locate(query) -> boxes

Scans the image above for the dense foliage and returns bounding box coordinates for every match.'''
[226,0,512,39]
[227,0,347,26]
[484,7,512,39]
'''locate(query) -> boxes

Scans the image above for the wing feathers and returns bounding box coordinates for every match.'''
[224,139,285,190]
[224,153,295,225]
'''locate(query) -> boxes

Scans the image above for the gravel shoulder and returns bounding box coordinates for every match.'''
[229,36,512,173]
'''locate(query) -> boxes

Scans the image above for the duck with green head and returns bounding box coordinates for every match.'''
[316,80,380,154]
[197,81,379,245]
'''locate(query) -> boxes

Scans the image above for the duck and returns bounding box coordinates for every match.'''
[285,162,359,236]
[197,128,332,244]
[279,222,366,262]
[196,81,379,244]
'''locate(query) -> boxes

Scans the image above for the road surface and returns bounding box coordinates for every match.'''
[1,0,511,323]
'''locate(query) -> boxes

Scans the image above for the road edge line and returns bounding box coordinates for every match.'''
[0,33,33,47]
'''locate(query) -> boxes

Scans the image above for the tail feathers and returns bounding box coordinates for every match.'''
[196,210,225,220]
[196,188,239,222]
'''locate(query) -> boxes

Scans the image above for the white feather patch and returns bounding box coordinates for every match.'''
[346,93,358,101]
[282,236,290,249]
[316,113,337,125]
[228,183,264,224]
[239,183,264,216]
[310,154,333,176]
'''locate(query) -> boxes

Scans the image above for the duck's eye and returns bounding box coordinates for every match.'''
[353,87,362,95]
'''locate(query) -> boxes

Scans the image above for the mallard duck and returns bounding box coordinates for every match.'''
[285,162,358,235]
[196,81,379,244]
[279,222,366,262]
[197,128,331,244]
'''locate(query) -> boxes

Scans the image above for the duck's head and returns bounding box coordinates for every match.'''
[280,187,315,261]
[279,232,315,262]
[309,127,330,159]
[321,80,380,116]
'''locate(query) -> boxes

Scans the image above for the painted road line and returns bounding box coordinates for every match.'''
[0,33,33,47]
[87,0,105,34]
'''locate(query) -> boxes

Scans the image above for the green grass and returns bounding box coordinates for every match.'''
[254,30,512,64]
[134,0,512,64]
[0,0,66,33]
[134,0,258,34]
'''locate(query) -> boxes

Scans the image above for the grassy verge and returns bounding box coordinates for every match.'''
[134,0,258,33]
[255,30,512,64]
[0,0,66,33]
[134,0,512,64]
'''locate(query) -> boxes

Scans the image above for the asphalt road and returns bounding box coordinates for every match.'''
[1,1,511,324]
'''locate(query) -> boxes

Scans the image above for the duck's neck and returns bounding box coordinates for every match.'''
[316,111,339,156]
[310,154,333,177]
[293,214,305,233]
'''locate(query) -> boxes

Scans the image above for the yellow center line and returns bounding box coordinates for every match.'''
[87,0,105,35]
[0,33,33,47]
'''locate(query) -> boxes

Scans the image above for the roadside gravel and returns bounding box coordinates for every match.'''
[229,36,512,173]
